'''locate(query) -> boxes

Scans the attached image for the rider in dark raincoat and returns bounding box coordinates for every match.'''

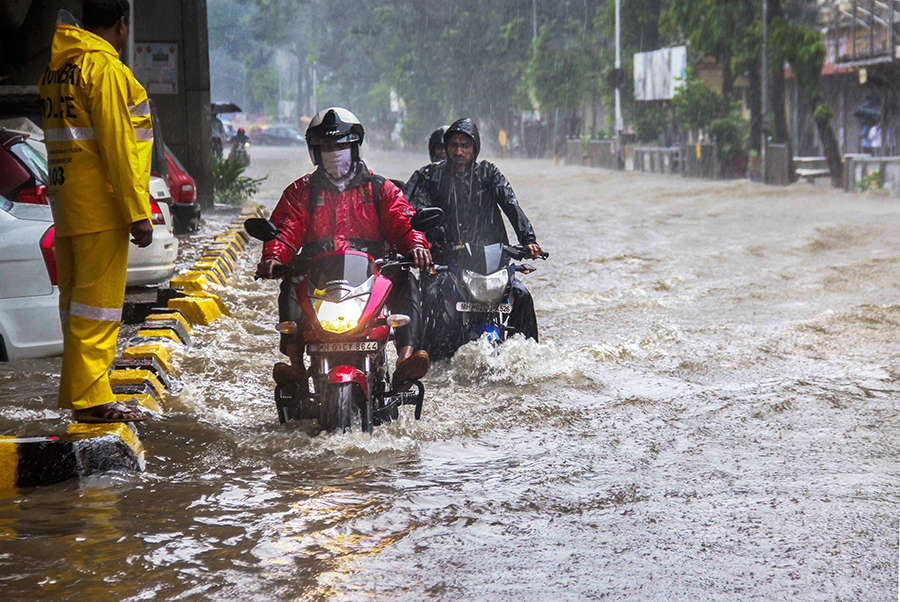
[408,117,543,343]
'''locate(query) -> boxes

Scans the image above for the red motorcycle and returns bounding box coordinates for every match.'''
[245,211,440,432]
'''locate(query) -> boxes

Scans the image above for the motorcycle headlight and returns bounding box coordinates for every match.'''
[314,295,368,333]
[461,269,509,303]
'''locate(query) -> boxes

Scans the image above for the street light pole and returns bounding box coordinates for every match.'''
[615,0,623,135]
[126,0,134,67]
[761,0,768,184]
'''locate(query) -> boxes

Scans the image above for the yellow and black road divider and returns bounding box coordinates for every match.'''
[0,205,267,490]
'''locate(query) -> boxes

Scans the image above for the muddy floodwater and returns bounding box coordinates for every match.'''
[1,146,898,600]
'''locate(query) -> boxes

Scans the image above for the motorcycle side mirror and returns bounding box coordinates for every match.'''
[409,207,444,232]
[244,218,278,242]
[245,218,300,253]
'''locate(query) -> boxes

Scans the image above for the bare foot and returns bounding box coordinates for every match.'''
[72,401,148,423]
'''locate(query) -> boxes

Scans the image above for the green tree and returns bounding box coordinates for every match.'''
[770,15,842,186]
[661,0,762,150]
[672,73,727,132]
[527,19,593,115]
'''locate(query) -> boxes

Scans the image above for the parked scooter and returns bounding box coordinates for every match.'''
[421,241,548,360]
[244,209,441,432]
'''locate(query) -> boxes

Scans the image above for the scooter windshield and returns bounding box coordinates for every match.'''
[307,251,376,301]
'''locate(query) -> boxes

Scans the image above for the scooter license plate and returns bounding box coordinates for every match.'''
[456,302,512,314]
[307,341,379,353]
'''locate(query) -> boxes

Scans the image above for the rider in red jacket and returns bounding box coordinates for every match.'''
[256,107,432,389]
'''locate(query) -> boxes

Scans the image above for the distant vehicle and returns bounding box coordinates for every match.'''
[254,125,305,146]
[0,127,48,205]
[228,129,251,167]
[0,127,178,287]
[163,144,200,234]
[0,193,61,361]
[211,101,242,157]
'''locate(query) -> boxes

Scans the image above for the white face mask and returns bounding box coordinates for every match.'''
[321,148,353,179]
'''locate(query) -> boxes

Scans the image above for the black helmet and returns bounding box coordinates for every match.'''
[428,125,449,162]
[306,107,365,165]
[444,118,481,161]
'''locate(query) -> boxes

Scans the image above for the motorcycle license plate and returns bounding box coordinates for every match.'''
[307,341,379,353]
[456,302,512,314]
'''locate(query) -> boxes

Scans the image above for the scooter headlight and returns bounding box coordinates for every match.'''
[461,269,509,303]
[314,295,368,333]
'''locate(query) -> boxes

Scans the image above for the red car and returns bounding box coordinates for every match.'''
[0,128,48,205]
[162,144,200,234]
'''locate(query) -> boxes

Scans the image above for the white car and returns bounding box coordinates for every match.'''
[0,176,178,361]
[127,175,178,286]
[0,128,179,287]
[0,193,61,361]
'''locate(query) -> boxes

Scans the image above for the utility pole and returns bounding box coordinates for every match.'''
[311,60,317,115]
[761,0,768,184]
[532,0,537,41]
[615,0,623,135]
[126,0,134,67]
[614,0,623,169]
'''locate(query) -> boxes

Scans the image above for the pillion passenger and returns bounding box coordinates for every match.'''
[404,125,448,201]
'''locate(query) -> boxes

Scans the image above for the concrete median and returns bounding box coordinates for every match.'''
[0,205,268,491]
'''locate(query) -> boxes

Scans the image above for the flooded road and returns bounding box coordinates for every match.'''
[1,146,898,599]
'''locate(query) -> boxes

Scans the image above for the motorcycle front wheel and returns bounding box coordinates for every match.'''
[319,383,372,433]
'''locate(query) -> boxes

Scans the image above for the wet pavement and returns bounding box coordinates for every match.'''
[0,146,897,600]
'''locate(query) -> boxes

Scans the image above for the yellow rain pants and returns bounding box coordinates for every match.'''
[55,229,129,410]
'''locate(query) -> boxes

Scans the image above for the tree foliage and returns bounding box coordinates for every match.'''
[672,73,727,132]
[207,0,839,173]
[527,19,594,114]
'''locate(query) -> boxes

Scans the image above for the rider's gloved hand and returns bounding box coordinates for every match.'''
[256,258,282,279]
[410,246,432,270]
[526,243,543,259]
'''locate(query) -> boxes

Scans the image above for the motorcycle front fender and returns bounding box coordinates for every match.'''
[328,365,369,399]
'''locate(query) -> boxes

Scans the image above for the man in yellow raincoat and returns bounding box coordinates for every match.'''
[39,0,154,422]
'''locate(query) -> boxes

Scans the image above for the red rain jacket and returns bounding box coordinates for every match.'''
[262,165,428,265]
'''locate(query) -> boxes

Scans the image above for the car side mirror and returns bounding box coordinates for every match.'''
[410,207,444,232]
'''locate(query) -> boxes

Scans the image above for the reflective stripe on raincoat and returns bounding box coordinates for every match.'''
[39,24,152,237]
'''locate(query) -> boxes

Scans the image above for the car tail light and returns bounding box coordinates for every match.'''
[180,183,195,203]
[40,225,57,285]
[149,198,166,225]
[17,185,48,205]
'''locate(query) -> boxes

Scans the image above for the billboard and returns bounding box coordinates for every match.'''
[633,45,687,101]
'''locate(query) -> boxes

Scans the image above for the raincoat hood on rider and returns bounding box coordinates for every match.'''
[444,118,480,161]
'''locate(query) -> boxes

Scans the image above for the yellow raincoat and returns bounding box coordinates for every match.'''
[39,24,153,411]
[40,24,152,235]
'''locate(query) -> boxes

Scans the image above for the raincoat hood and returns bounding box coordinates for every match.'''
[444,118,481,161]
[49,24,118,71]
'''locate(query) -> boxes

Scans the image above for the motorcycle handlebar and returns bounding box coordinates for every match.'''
[503,244,549,261]
[446,243,548,260]
[253,262,293,280]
